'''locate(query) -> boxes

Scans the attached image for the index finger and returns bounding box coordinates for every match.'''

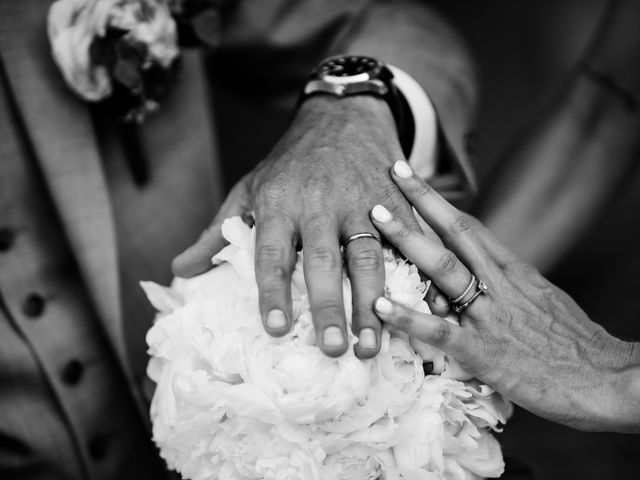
[391,161,516,268]
[373,296,476,363]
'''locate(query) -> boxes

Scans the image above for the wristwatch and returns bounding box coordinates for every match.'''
[299,55,415,157]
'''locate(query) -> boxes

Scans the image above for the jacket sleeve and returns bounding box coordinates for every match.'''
[211,0,478,196]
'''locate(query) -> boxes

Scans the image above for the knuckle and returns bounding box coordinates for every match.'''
[436,251,459,275]
[256,176,289,205]
[506,259,547,286]
[306,246,340,271]
[394,224,413,241]
[260,266,289,288]
[303,176,331,204]
[312,300,345,319]
[448,214,476,238]
[508,259,535,275]
[396,311,414,332]
[378,183,403,205]
[255,243,285,270]
[432,321,452,345]
[300,208,335,235]
[349,248,382,273]
[413,182,434,200]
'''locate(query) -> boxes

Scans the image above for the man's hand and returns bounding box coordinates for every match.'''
[172,95,426,358]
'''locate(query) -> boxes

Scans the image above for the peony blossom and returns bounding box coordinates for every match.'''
[48,0,179,100]
[143,216,511,480]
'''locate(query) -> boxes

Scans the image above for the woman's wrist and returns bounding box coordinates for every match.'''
[601,341,640,433]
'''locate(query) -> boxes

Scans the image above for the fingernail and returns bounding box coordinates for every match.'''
[358,328,377,349]
[434,294,448,307]
[393,160,413,179]
[323,326,345,347]
[266,309,287,329]
[372,205,392,223]
[375,297,393,314]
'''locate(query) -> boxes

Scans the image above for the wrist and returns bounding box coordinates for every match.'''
[598,340,640,432]
[610,342,640,432]
[294,95,402,160]
[298,94,395,129]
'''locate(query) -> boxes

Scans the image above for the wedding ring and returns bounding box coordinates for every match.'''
[344,232,382,249]
[449,274,476,304]
[454,280,488,314]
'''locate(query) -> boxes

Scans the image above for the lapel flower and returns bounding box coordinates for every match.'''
[47,0,224,185]
[48,0,179,120]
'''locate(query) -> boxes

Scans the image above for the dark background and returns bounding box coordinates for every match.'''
[213,1,640,478]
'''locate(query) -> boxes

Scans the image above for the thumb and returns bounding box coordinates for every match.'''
[172,177,252,278]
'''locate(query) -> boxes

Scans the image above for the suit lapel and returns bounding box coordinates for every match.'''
[0,0,127,366]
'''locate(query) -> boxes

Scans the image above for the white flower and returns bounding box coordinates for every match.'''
[47,0,178,100]
[143,216,510,480]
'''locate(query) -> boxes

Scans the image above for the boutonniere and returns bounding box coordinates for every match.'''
[47,0,224,185]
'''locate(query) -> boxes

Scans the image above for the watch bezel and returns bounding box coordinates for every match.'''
[314,55,385,84]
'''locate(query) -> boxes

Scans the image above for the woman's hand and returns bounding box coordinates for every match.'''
[371,160,640,433]
[173,96,443,359]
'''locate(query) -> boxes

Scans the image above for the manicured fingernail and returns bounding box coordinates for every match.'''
[358,328,377,349]
[393,160,413,178]
[266,309,287,329]
[434,294,448,307]
[323,326,345,347]
[375,297,393,314]
[372,205,392,223]
[423,361,434,375]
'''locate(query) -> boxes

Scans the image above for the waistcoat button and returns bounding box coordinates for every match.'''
[0,227,15,252]
[60,359,84,386]
[23,293,46,318]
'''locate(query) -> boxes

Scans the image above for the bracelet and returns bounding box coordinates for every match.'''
[579,61,638,112]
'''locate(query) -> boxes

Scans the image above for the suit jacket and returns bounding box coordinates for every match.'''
[0,1,478,478]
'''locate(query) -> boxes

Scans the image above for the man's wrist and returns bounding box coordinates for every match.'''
[294,95,401,159]
[298,95,395,129]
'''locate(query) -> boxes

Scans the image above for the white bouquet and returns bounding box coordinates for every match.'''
[142,217,512,480]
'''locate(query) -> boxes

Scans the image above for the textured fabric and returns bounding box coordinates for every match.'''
[0,67,169,480]
[0,1,221,478]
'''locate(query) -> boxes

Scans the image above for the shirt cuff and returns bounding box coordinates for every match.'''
[388,64,438,179]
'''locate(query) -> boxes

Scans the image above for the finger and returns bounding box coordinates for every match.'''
[343,222,385,359]
[373,297,472,359]
[371,205,473,301]
[390,161,511,268]
[255,213,297,337]
[172,178,252,278]
[415,212,451,315]
[302,218,349,357]
[425,283,451,317]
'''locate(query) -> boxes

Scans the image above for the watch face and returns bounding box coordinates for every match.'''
[317,55,382,84]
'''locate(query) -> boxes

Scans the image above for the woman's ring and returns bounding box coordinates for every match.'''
[454,280,488,313]
[449,274,476,304]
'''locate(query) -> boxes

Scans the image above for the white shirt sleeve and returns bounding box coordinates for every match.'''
[388,64,438,179]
